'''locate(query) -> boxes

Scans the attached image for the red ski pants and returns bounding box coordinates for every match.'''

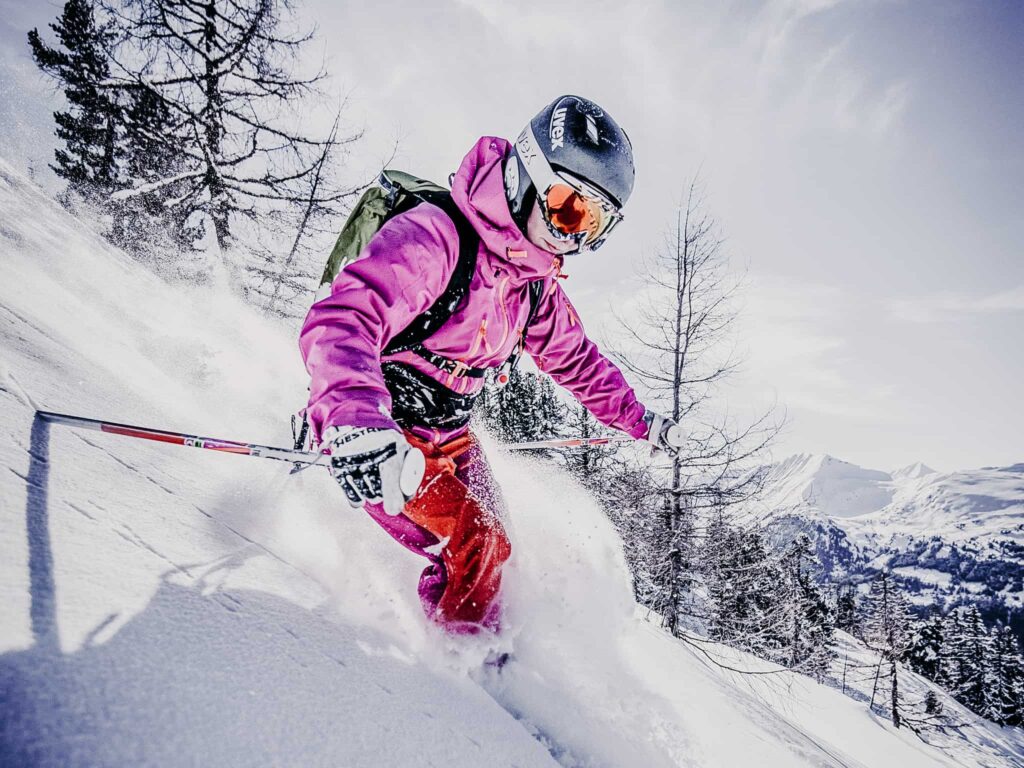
[363,431,511,632]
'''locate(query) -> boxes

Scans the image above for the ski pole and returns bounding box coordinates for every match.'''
[36,409,631,463]
[503,435,633,450]
[35,410,325,466]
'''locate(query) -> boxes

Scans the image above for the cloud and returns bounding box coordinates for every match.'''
[722,272,918,428]
[889,285,1024,323]
[869,81,910,136]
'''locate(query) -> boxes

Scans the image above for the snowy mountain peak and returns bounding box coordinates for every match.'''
[760,453,894,520]
[892,461,937,480]
[988,462,1024,474]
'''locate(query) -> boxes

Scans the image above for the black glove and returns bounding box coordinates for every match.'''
[323,426,425,515]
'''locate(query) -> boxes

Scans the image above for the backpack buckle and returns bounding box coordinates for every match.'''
[448,360,469,378]
[379,171,400,208]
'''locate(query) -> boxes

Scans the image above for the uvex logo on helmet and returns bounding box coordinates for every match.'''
[549,106,568,151]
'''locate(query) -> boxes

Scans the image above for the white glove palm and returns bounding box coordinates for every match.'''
[324,426,426,516]
[644,411,686,458]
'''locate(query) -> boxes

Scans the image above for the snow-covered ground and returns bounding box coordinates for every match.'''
[2,158,1023,766]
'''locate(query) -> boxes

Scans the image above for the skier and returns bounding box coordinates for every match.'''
[299,95,685,634]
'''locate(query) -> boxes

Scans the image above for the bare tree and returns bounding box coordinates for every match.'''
[99,0,361,270]
[612,176,781,636]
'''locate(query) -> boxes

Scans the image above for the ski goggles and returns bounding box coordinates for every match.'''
[515,126,623,250]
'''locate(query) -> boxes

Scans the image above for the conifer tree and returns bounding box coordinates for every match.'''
[833,582,860,635]
[906,612,946,685]
[28,0,120,199]
[109,84,191,260]
[702,521,786,660]
[985,623,1023,726]
[950,605,991,716]
[939,609,967,692]
[861,570,914,727]
[778,534,835,680]
[475,367,569,468]
[561,401,620,489]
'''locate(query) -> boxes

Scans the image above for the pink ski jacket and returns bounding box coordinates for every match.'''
[299,136,649,444]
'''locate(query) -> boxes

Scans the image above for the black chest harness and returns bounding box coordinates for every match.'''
[379,191,544,432]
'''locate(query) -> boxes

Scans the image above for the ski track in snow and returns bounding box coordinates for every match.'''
[2,157,1023,767]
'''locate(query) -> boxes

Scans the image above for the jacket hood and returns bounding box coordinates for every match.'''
[450,136,562,285]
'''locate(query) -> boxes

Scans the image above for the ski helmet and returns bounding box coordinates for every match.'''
[504,95,634,251]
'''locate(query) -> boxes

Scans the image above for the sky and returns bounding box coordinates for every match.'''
[1,0,1021,472]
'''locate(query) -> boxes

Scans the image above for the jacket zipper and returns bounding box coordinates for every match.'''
[495,275,511,354]
[468,317,488,358]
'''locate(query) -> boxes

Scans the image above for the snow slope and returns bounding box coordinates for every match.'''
[2,159,1022,767]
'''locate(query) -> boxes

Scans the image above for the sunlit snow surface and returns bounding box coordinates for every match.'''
[2,159,1022,766]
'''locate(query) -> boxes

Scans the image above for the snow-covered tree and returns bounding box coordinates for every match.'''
[833,582,860,635]
[906,611,945,685]
[611,178,780,636]
[861,570,914,727]
[777,534,835,680]
[948,605,991,717]
[984,623,1023,726]
[99,0,358,292]
[475,367,564,454]
[560,400,618,486]
[109,83,193,261]
[28,0,120,201]
[601,459,665,603]
[701,519,783,657]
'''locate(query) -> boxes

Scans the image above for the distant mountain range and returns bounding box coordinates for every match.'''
[747,454,1024,633]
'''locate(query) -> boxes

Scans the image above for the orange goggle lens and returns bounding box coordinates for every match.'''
[544,183,606,241]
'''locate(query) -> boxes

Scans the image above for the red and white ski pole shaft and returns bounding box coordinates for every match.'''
[35,410,325,466]
[503,435,634,450]
[36,409,631,463]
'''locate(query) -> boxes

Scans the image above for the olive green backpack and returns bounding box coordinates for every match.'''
[317,170,544,361]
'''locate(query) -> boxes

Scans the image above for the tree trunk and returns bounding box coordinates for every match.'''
[202,0,229,250]
[890,658,900,728]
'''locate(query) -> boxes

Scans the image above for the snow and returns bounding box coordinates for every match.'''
[753,450,1024,556]
[892,567,953,588]
[893,462,937,481]
[3,157,1023,766]
[757,453,895,520]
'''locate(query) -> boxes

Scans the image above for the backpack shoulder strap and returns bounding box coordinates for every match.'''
[382,191,480,355]
[524,278,545,332]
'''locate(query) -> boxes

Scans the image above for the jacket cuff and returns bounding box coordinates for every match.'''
[623,405,653,440]
[309,396,400,443]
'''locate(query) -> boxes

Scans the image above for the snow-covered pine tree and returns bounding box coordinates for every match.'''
[560,400,618,485]
[949,605,992,717]
[905,611,946,686]
[475,367,564,454]
[28,0,120,203]
[777,534,835,681]
[109,84,192,263]
[701,519,786,661]
[939,608,966,693]
[600,457,664,604]
[984,623,1023,726]
[861,570,914,727]
[833,582,860,635]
